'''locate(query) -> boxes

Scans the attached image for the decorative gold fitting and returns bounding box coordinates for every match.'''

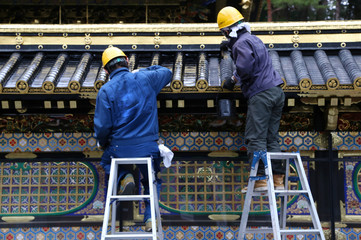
[294,30,299,34]
[292,35,300,43]
[15,45,21,49]
[108,45,113,48]
[341,29,347,33]
[154,32,160,36]
[293,43,299,48]
[338,161,344,170]
[85,45,90,50]
[62,44,68,49]
[269,43,274,48]
[84,37,92,45]
[16,32,21,36]
[317,42,322,48]
[316,30,321,34]
[269,31,274,35]
[132,32,137,36]
[154,45,160,49]
[5,152,37,159]
[2,216,35,223]
[63,33,68,37]
[38,45,43,49]
[38,33,43,37]
[132,45,137,50]
[200,32,205,36]
[200,44,205,49]
[15,36,23,45]
[177,44,182,49]
[177,32,181,36]
[154,36,161,45]
[108,33,113,37]
[341,42,346,48]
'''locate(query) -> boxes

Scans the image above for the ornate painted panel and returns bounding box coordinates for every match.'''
[158,160,303,216]
[344,159,361,221]
[0,225,356,240]
[1,132,361,153]
[0,161,106,217]
[0,132,361,225]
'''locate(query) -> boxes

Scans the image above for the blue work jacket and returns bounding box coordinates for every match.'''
[228,29,283,99]
[94,65,172,148]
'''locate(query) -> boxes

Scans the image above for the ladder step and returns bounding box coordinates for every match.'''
[109,195,151,201]
[268,152,299,159]
[245,228,323,235]
[280,229,323,235]
[104,232,154,239]
[112,158,150,165]
[245,228,274,234]
[274,190,308,195]
[250,190,308,196]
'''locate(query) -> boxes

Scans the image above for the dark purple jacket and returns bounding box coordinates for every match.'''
[228,28,283,99]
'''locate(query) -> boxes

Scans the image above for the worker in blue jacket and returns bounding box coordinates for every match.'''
[94,46,172,231]
[217,6,285,191]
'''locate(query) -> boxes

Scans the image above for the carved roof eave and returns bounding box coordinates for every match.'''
[0,21,361,33]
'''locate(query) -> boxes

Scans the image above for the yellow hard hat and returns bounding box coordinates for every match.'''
[102,46,127,67]
[217,6,244,30]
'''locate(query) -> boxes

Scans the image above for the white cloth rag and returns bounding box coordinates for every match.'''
[229,22,251,38]
[158,144,174,168]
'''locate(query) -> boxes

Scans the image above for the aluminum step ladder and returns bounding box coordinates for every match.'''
[101,157,163,240]
[238,151,325,240]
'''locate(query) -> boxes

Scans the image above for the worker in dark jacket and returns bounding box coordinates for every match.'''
[94,46,172,231]
[217,6,285,191]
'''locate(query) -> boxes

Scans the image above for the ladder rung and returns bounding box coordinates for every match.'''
[104,232,154,239]
[268,152,299,159]
[245,228,273,233]
[112,158,151,165]
[274,190,308,195]
[249,190,308,196]
[245,228,323,235]
[280,229,323,235]
[109,195,151,201]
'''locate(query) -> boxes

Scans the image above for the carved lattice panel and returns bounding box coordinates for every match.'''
[0,161,98,216]
[159,160,302,215]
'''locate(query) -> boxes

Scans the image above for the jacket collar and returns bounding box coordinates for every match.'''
[109,67,129,79]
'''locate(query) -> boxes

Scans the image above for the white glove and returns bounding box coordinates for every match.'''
[158,144,174,168]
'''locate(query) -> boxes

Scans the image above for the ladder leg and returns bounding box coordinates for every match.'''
[153,179,163,240]
[280,158,289,240]
[146,158,158,240]
[111,164,119,234]
[266,152,281,240]
[293,154,326,240]
[238,155,260,240]
[101,159,117,240]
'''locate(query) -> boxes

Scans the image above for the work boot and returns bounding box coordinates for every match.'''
[145,218,155,232]
[118,173,135,195]
[273,174,285,190]
[241,179,268,193]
